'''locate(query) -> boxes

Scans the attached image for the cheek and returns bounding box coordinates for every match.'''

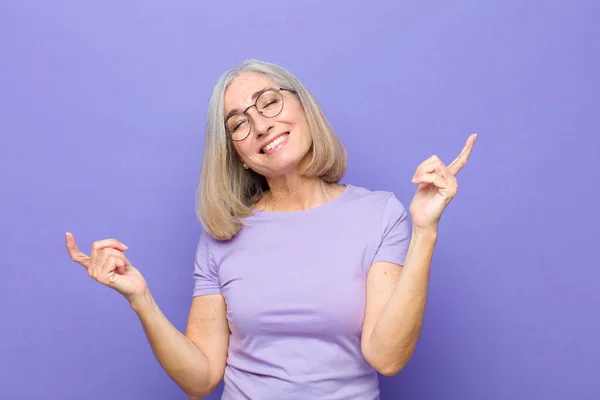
[299,123,313,147]
[286,113,310,142]
[298,116,312,141]
[233,142,253,160]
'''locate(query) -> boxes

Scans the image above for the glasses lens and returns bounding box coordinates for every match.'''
[227,115,250,141]
[257,90,283,118]
[226,90,285,141]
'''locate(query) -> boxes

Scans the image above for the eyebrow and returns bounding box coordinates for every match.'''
[224,87,270,122]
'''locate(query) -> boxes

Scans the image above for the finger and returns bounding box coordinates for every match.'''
[415,155,440,171]
[91,238,128,260]
[98,257,121,286]
[413,156,446,180]
[448,133,477,176]
[413,170,451,190]
[65,232,92,269]
[102,248,131,267]
[101,254,126,277]
[413,157,437,179]
[104,248,131,275]
[88,249,108,281]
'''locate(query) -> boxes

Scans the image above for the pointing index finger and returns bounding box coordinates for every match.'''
[448,133,477,176]
[65,232,91,269]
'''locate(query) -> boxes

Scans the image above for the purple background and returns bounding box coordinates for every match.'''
[1,1,598,399]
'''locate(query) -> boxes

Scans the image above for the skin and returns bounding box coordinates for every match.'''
[65,71,477,397]
[361,134,477,374]
[225,72,347,211]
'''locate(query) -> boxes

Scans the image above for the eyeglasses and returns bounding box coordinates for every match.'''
[225,88,296,142]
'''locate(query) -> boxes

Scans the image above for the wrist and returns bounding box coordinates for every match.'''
[412,225,439,241]
[128,289,153,313]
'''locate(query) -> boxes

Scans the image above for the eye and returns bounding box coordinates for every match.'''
[228,117,248,133]
[233,120,248,132]
[263,99,279,108]
[257,91,282,112]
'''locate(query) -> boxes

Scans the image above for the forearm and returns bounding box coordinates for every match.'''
[367,227,437,375]
[130,291,215,399]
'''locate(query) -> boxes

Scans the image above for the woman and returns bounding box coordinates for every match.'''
[66,59,476,399]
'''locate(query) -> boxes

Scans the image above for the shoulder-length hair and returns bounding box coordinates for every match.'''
[196,59,347,241]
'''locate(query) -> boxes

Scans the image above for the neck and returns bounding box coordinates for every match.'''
[261,174,341,212]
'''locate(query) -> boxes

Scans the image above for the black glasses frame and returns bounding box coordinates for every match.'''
[225,87,296,142]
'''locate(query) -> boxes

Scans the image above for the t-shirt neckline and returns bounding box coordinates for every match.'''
[250,184,352,220]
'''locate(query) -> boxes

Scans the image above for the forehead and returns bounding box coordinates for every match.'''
[224,72,277,111]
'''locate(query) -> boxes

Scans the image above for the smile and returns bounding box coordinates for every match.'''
[260,133,289,154]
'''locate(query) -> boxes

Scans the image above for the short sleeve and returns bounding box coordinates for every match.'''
[372,194,411,266]
[192,229,222,297]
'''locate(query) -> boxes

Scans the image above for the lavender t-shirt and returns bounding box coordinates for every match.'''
[193,184,411,399]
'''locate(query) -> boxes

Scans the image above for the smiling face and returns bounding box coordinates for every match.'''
[224,72,313,179]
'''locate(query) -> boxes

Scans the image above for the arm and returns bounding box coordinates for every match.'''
[130,291,229,400]
[361,227,437,376]
[65,233,230,399]
[361,134,477,375]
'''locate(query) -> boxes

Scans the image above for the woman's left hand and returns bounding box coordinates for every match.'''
[409,133,477,231]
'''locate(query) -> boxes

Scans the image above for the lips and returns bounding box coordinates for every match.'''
[260,132,289,154]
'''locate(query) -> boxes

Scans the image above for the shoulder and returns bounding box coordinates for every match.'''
[344,184,406,212]
[196,223,226,258]
[343,184,409,231]
[198,224,217,245]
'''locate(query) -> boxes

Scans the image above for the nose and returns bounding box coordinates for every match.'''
[246,108,274,138]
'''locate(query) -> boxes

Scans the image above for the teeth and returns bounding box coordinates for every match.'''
[261,134,288,153]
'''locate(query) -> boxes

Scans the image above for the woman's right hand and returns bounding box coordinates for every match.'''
[65,232,148,303]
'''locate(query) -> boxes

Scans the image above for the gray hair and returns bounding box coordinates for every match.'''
[196,59,347,240]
